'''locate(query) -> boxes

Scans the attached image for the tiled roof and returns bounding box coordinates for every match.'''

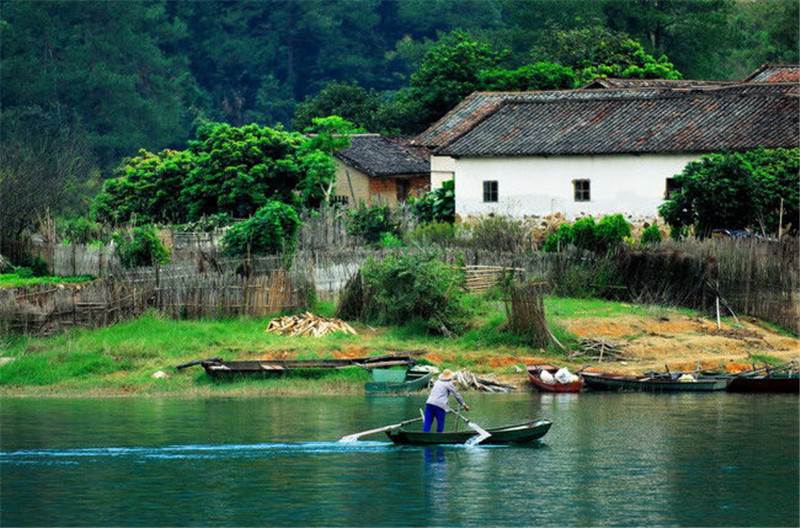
[744,64,800,83]
[335,134,429,178]
[582,78,734,89]
[437,83,799,157]
[413,87,686,148]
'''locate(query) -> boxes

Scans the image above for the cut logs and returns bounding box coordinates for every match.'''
[266,312,358,337]
[569,338,626,362]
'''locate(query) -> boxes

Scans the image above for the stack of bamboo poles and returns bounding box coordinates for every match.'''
[266,312,358,337]
[463,265,523,293]
[569,338,626,362]
[455,370,515,393]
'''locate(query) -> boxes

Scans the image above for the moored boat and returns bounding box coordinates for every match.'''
[176,355,416,379]
[581,371,728,392]
[365,367,434,394]
[727,373,799,393]
[527,364,583,393]
[386,419,552,445]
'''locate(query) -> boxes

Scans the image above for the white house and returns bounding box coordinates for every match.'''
[415,64,800,219]
[416,82,798,219]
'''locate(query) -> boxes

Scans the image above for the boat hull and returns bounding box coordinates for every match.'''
[386,420,552,445]
[365,372,434,394]
[527,366,583,393]
[727,376,799,393]
[581,372,728,392]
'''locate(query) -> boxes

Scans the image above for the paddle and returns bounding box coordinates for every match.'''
[339,417,423,443]
[450,408,491,446]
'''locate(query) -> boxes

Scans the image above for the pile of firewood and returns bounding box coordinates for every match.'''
[569,338,626,362]
[455,370,515,393]
[266,312,357,337]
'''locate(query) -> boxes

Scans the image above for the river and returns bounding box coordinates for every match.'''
[1,393,797,526]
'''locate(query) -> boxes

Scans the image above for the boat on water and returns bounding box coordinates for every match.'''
[365,367,434,394]
[581,371,728,392]
[176,355,416,379]
[727,372,799,393]
[386,419,552,445]
[527,365,583,393]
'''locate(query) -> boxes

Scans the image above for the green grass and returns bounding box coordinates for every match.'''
[747,353,784,366]
[0,273,94,289]
[0,296,713,396]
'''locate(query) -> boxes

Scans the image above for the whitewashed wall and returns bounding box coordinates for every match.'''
[454,153,699,218]
[430,155,455,189]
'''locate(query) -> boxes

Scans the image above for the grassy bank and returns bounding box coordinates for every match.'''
[1,296,797,397]
[0,273,94,289]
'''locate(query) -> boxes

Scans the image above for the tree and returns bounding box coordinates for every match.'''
[0,110,95,250]
[299,116,362,204]
[477,62,577,91]
[658,148,800,237]
[537,26,682,83]
[92,149,193,225]
[407,30,506,126]
[293,82,381,131]
[0,1,198,166]
[221,200,301,257]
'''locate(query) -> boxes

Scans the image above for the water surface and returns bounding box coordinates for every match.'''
[1,393,797,526]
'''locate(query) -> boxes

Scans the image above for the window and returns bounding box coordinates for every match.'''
[573,179,590,202]
[665,178,681,199]
[483,180,498,202]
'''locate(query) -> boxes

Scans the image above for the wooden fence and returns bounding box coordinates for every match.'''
[0,265,311,336]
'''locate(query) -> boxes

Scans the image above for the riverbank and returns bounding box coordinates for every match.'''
[1,296,797,397]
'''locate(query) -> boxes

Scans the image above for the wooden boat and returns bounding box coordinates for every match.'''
[176,355,416,379]
[386,419,552,445]
[727,373,799,393]
[527,364,583,393]
[581,371,728,392]
[364,367,434,394]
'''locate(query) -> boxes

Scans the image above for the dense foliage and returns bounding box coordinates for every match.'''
[358,253,467,334]
[659,148,800,237]
[640,224,663,245]
[409,180,456,224]
[114,226,169,269]
[1,0,797,240]
[543,214,632,253]
[221,201,301,257]
[93,122,342,224]
[345,204,400,246]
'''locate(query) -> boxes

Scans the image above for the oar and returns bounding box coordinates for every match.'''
[339,417,423,443]
[450,408,491,446]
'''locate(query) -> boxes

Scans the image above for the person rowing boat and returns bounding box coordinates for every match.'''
[423,369,469,433]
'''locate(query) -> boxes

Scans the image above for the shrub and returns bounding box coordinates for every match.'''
[14,255,49,277]
[357,253,467,334]
[14,267,34,278]
[114,225,169,268]
[659,147,800,236]
[542,224,574,252]
[406,221,457,247]
[571,217,598,251]
[409,180,455,224]
[58,216,105,244]
[222,201,301,257]
[379,232,404,248]
[345,204,400,245]
[640,224,663,245]
[467,215,528,252]
[596,214,631,251]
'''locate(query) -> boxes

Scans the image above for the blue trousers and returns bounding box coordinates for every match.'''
[423,403,447,433]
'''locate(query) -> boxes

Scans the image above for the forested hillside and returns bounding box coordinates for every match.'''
[0,0,797,240]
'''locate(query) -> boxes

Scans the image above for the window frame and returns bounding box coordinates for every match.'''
[483,180,498,203]
[573,179,591,202]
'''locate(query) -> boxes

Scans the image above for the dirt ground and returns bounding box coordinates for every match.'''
[561,314,799,374]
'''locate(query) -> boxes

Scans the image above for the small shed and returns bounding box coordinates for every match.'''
[333,134,430,206]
